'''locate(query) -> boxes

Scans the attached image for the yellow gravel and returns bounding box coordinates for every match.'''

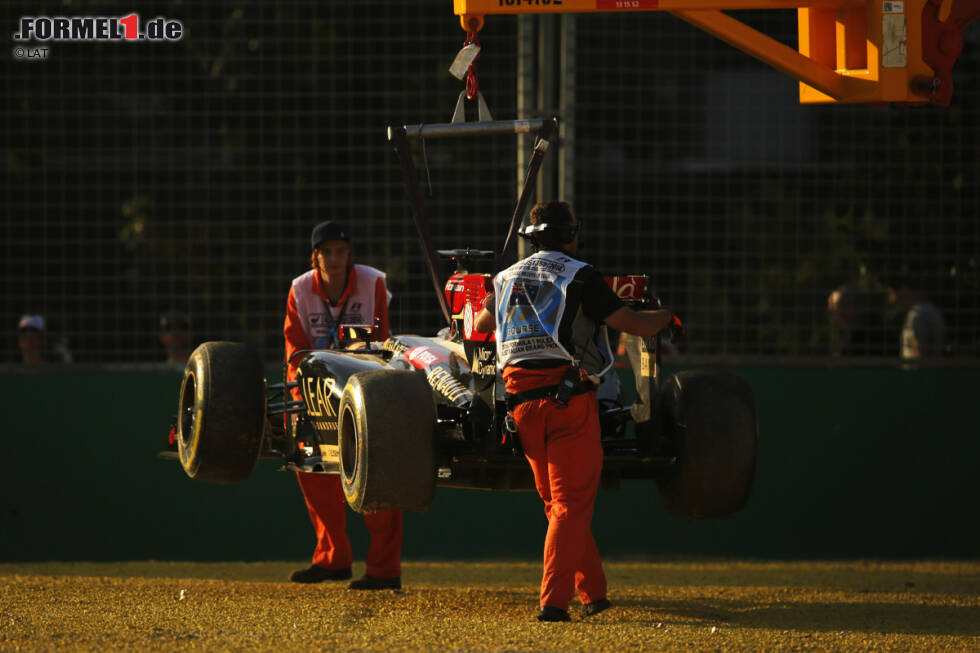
[1,560,977,652]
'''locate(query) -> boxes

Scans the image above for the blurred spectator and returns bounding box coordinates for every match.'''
[16,315,47,363]
[827,285,890,356]
[159,312,191,364]
[890,287,946,359]
[15,314,73,363]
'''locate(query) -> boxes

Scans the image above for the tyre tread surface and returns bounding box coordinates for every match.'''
[178,341,265,484]
[339,369,436,513]
[655,369,757,518]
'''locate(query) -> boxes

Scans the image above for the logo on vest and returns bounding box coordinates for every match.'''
[519,258,566,273]
[504,323,542,338]
[509,282,539,306]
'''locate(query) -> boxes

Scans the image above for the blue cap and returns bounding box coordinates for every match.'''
[311,221,350,249]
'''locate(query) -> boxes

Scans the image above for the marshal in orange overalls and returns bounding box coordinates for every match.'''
[284,256,401,582]
[505,365,607,611]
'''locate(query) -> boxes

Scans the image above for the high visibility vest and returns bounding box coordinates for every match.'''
[291,265,388,350]
[493,250,613,376]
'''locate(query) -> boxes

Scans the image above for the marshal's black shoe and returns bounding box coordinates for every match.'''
[536,606,571,622]
[348,574,402,590]
[288,564,352,583]
[581,598,611,618]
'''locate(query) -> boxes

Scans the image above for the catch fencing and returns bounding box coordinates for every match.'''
[2,1,976,364]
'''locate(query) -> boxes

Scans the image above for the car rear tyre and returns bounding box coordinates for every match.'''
[177,341,265,483]
[338,369,436,513]
[655,370,757,518]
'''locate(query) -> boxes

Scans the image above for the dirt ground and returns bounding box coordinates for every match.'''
[1,560,977,652]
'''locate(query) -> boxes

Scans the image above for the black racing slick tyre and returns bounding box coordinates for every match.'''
[177,341,266,484]
[338,369,436,513]
[655,370,757,519]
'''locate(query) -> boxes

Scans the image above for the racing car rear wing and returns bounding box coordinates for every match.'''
[386,117,559,327]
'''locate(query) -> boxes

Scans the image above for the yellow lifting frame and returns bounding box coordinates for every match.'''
[453,0,939,104]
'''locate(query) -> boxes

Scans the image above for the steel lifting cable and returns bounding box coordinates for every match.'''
[420,125,433,196]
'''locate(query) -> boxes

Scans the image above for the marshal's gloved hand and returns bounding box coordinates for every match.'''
[665,312,686,343]
[645,292,663,309]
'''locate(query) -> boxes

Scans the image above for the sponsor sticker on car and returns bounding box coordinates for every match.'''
[405,345,448,369]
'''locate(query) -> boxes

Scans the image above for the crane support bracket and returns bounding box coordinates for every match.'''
[454,0,978,105]
[915,0,980,105]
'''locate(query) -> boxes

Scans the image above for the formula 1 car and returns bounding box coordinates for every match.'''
[168,119,757,519]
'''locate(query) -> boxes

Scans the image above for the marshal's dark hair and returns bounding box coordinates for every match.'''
[528,201,576,249]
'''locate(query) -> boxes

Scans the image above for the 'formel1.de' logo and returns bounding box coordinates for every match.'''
[13,15,183,42]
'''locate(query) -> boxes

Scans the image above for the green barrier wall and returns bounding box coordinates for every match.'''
[1,365,977,562]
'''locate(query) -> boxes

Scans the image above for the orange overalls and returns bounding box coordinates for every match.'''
[284,265,401,579]
[504,365,607,611]
[293,473,402,578]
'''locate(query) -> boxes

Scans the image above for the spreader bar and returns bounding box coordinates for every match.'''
[390,119,550,141]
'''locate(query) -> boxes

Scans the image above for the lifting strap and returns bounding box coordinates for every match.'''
[386,118,559,327]
[387,125,452,326]
[498,118,557,271]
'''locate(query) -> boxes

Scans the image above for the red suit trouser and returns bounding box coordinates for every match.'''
[295,471,402,578]
[509,374,607,611]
